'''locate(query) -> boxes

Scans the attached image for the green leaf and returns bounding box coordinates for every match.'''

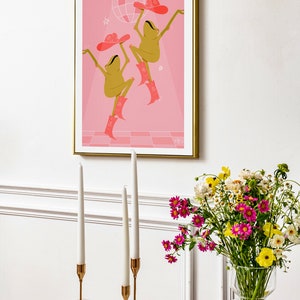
[189,241,196,251]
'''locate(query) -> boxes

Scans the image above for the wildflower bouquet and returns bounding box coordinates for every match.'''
[162,164,300,299]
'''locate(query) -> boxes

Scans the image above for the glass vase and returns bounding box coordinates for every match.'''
[231,266,276,300]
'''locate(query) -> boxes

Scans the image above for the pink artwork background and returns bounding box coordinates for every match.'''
[81,0,184,148]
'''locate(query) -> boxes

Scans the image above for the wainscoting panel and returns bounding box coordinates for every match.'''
[0,185,224,300]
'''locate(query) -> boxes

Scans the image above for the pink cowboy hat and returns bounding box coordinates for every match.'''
[134,0,168,14]
[97,33,130,51]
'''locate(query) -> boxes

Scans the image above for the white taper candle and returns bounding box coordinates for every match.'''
[131,150,140,259]
[77,163,85,265]
[122,186,130,286]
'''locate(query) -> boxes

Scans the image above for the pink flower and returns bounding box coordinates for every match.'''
[165,254,177,264]
[238,223,252,239]
[162,240,171,251]
[236,203,257,222]
[231,224,240,236]
[244,185,250,192]
[235,203,247,213]
[198,242,208,252]
[230,222,253,239]
[192,215,205,228]
[244,195,258,202]
[208,241,217,251]
[179,205,190,218]
[169,196,180,208]
[258,199,270,213]
[174,234,185,245]
[178,226,188,235]
[180,198,189,206]
[170,208,179,219]
[243,206,257,222]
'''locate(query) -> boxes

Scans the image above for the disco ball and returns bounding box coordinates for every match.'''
[112,0,145,23]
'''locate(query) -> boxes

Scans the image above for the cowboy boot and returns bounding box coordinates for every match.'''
[114,96,127,120]
[146,80,159,104]
[104,115,118,139]
[136,62,149,85]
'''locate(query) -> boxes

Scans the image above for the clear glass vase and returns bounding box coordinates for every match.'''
[231,266,276,300]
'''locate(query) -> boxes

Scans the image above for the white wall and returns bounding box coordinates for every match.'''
[0,0,300,299]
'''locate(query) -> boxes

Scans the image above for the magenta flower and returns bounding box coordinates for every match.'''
[162,240,171,251]
[238,223,252,239]
[174,234,185,245]
[244,195,258,202]
[198,242,208,252]
[235,203,247,213]
[178,226,189,235]
[179,205,190,218]
[165,254,177,264]
[170,208,179,219]
[192,215,205,227]
[208,241,217,251]
[243,206,257,222]
[180,198,189,207]
[244,185,250,192]
[169,196,180,208]
[231,224,240,236]
[258,199,270,213]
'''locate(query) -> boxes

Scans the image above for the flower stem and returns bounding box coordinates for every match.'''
[251,271,263,300]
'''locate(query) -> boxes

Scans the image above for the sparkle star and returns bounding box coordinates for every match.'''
[103,17,110,25]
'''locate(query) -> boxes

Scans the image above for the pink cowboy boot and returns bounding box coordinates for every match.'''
[146,80,160,104]
[104,115,118,139]
[136,62,149,85]
[114,96,127,120]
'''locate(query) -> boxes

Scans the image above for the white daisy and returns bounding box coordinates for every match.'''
[239,169,253,180]
[285,224,298,242]
[270,234,285,248]
[194,182,212,200]
[273,248,284,259]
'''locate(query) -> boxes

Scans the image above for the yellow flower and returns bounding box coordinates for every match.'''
[224,223,236,238]
[263,222,282,238]
[235,192,244,203]
[205,177,219,190]
[218,166,231,180]
[256,248,276,267]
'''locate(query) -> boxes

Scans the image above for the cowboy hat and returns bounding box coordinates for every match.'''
[97,33,130,51]
[134,0,168,14]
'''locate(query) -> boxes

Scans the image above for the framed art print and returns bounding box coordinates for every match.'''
[74,0,199,157]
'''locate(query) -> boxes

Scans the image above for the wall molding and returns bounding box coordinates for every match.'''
[0,184,194,299]
[0,184,178,229]
[0,185,227,300]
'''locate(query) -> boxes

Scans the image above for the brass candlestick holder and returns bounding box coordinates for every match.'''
[131,258,140,300]
[77,264,86,300]
[121,285,130,300]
